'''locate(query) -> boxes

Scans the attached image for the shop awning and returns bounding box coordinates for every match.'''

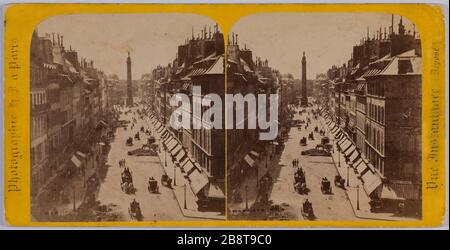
[362,170,383,196]
[175,149,186,163]
[348,150,360,164]
[157,126,165,133]
[167,139,178,151]
[343,144,356,156]
[76,151,86,159]
[354,158,366,173]
[338,136,347,145]
[207,183,225,199]
[331,126,339,134]
[244,155,256,168]
[182,160,196,175]
[170,144,183,156]
[379,185,405,201]
[163,136,173,146]
[70,155,82,168]
[339,139,351,150]
[249,150,260,158]
[189,169,209,195]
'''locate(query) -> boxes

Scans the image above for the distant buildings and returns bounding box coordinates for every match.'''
[148,25,226,208]
[318,16,422,213]
[30,31,110,197]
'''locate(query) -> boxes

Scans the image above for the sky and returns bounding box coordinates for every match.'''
[37,13,417,80]
[37,14,216,79]
[231,12,417,79]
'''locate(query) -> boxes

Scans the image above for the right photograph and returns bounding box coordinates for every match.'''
[226,13,422,221]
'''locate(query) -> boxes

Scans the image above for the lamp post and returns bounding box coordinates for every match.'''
[266,150,268,168]
[245,185,249,210]
[338,81,342,169]
[163,83,167,168]
[357,185,360,210]
[184,183,187,209]
[346,164,350,187]
[72,185,76,212]
[173,163,177,186]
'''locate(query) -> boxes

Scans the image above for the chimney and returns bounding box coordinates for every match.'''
[52,33,55,45]
[61,35,64,47]
[57,34,60,46]
[391,14,394,34]
[232,32,235,45]
[236,34,238,45]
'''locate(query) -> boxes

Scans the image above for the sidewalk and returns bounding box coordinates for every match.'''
[31,149,105,221]
[150,117,225,220]
[318,109,415,221]
[228,144,278,212]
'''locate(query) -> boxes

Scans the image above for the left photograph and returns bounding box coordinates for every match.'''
[30,14,226,222]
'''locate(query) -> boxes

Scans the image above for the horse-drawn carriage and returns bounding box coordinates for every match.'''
[308,132,314,141]
[147,177,159,194]
[134,132,140,141]
[293,169,308,194]
[126,137,133,146]
[301,200,315,220]
[300,137,307,146]
[121,168,135,194]
[321,177,332,194]
[334,175,346,188]
[161,174,172,188]
[128,199,143,221]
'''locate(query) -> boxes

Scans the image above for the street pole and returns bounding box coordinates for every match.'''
[163,83,167,168]
[347,165,350,187]
[266,152,268,168]
[184,183,187,209]
[165,150,167,167]
[245,185,249,210]
[256,165,259,188]
[173,163,177,186]
[72,185,76,212]
[357,185,360,210]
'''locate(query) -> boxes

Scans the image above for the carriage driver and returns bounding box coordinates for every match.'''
[303,199,312,210]
[131,199,140,211]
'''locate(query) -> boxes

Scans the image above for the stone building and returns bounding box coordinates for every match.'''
[321,16,422,213]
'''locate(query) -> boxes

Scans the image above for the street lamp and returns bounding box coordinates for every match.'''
[245,185,249,210]
[72,185,76,212]
[357,185,360,210]
[346,164,350,187]
[184,183,187,209]
[173,163,177,186]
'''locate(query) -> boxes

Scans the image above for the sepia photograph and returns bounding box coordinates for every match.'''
[27,11,424,223]
[226,12,422,221]
[30,14,226,222]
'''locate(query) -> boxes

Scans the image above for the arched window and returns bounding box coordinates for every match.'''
[381,107,384,123]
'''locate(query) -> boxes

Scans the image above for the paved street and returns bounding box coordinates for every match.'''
[270,105,357,220]
[96,106,195,221]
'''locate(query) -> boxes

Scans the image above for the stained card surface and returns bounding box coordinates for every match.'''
[3,3,446,227]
